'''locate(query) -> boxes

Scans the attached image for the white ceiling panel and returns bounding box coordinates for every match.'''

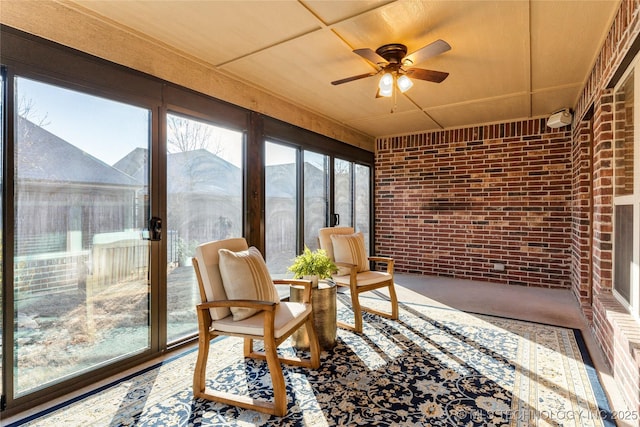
[348,109,441,137]
[303,0,394,26]
[428,94,531,129]
[531,85,583,117]
[74,0,322,65]
[531,1,617,90]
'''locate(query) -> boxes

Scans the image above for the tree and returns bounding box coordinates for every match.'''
[18,95,50,126]
[17,95,50,140]
[166,114,222,154]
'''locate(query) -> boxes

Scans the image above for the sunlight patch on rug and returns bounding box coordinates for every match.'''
[13,292,613,427]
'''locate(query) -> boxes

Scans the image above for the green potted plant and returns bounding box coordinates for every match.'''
[288,246,337,287]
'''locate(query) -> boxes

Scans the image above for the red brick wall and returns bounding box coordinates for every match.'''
[375,120,572,288]
[571,118,593,318]
[374,0,640,413]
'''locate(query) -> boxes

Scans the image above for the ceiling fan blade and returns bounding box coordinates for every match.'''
[405,68,449,83]
[331,72,377,86]
[353,48,387,66]
[405,39,451,65]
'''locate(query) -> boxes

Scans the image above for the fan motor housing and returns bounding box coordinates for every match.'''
[375,43,407,64]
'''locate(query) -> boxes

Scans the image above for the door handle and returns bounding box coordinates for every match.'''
[149,216,162,241]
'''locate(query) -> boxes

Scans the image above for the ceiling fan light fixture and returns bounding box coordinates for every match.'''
[397,74,413,92]
[378,72,394,97]
[379,85,393,97]
[379,72,393,88]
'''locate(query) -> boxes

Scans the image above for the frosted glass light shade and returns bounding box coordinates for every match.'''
[378,73,393,97]
[397,75,413,92]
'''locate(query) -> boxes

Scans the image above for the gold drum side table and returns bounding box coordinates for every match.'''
[290,280,337,350]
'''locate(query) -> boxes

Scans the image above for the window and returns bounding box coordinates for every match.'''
[13,77,151,395]
[0,27,374,414]
[304,151,329,250]
[165,113,243,342]
[333,159,372,251]
[265,141,298,274]
[334,158,353,228]
[613,62,640,315]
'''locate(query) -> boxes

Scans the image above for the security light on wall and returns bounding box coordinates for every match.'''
[547,108,572,128]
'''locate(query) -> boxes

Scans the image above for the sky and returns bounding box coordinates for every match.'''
[18,76,314,171]
[17,76,246,167]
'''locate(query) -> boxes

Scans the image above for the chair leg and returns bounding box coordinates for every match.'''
[193,331,211,397]
[351,292,364,333]
[338,282,399,333]
[305,314,321,369]
[243,337,254,357]
[335,286,364,333]
[388,282,399,320]
[264,335,287,417]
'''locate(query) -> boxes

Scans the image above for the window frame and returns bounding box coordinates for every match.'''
[612,53,640,317]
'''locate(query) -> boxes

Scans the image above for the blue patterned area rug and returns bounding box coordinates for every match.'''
[13,291,614,426]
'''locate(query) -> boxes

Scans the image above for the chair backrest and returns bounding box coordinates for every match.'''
[318,226,355,262]
[194,237,248,320]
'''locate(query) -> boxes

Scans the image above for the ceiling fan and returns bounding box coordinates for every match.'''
[331,39,451,97]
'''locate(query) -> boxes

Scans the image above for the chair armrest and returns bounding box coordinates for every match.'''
[368,256,394,274]
[368,256,393,263]
[334,262,358,289]
[196,299,276,312]
[196,299,279,335]
[273,279,313,303]
[335,261,357,271]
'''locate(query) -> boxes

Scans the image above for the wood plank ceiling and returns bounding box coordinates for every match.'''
[66,0,619,138]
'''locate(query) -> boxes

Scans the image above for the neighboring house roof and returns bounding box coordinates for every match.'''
[167,148,242,196]
[18,117,326,198]
[113,147,148,183]
[265,162,327,199]
[17,116,139,186]
[116,147,326,198]
[115,147,243,196]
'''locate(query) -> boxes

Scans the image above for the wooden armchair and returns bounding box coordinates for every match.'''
[318,227,398,333]
[192,237,320,416]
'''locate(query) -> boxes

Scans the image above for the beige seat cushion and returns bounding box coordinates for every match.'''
[333,270,392,287]
[331,231,369,275]
[212,301,311,339]
[218,246,280,321]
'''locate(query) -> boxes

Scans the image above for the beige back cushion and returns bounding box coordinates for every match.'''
[218,246,280,321]
[331,231,370,274]
[194,237,248,320]
[318,226,354,262]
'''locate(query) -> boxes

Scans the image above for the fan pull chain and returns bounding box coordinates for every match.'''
[391,78,397,113]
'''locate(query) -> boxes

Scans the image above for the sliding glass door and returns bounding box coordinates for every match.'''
[13,77,151,395]
[304,150,329,250]
[265,142,372,273]
[334,158,353,228]
[265,141,298,274]
[334,159,371,250]
[165,112,244,342]
[0,30,374,416]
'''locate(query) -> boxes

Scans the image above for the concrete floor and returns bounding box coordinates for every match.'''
[393,273,631,426]
[5,273,632,426]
